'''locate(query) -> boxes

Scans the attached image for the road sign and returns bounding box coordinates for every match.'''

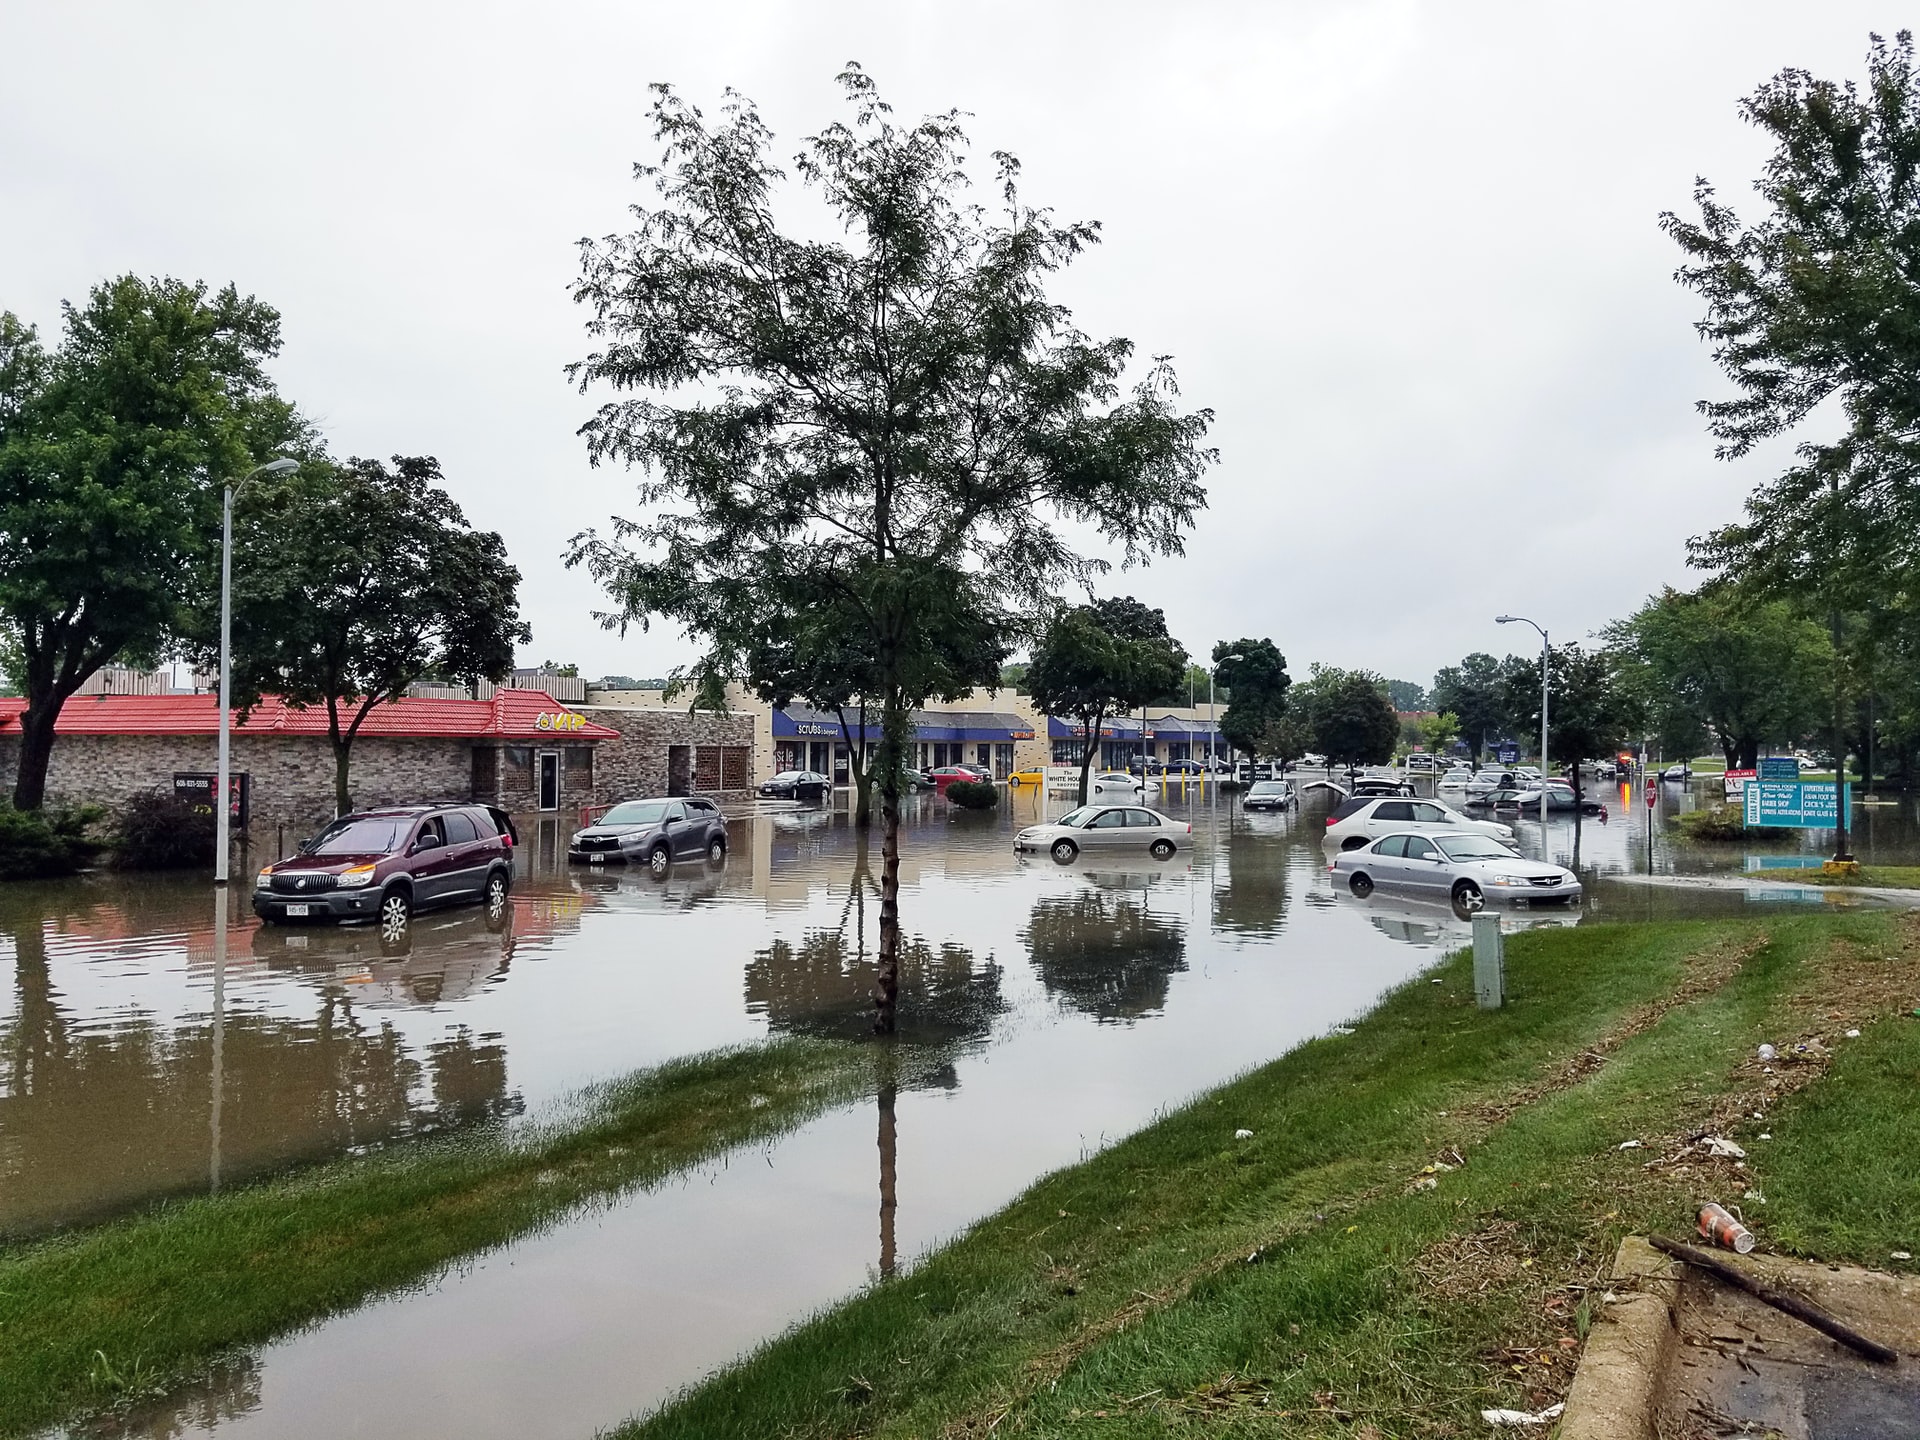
[1497,743,1519,764]
[1646,781,1656,809]
[1758,756,1799,782]
[1723,767,1756,799]
[1743,780,1849,828]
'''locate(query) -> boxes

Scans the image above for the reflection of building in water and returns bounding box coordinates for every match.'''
[744,923,1005,1045]
[0,902,521,1238]
[1021,883,1188,1023]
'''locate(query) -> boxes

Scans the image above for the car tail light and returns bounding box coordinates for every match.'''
[1326,816,1337,826]
[1185,823,1192,833]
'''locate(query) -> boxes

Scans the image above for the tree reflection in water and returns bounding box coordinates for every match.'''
[1213,812,1292,938]
[1021,878,1188,1023]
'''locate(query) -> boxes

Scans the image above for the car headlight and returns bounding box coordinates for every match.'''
[337,864,376,888]
[570,832,585,846]
[255,868,274,887]
[1490,875,1525,887]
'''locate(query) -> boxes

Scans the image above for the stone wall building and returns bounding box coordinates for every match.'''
[0,688,755,831]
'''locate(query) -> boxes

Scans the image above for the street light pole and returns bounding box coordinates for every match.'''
[1496,615,1550,836]
[216,458,299,884]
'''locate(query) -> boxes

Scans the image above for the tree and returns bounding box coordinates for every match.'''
[1502,643,1640,800]
[998,662,1029,694]
[216,456,529,814]
[566,71,1214,1032]
[1430,653,1515,764]
[1420,711,1461,756]
[0,277,296,808]
[1211,639,1290,769]
[1297,665,1399,768]
[1606,587,1831,768]
[1027,598,1186,804]
[1663,33,1920,853]
[1384,678,1428,712]
[537,660,581,678]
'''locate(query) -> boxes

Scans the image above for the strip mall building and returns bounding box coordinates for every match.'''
[0,683,1232,825]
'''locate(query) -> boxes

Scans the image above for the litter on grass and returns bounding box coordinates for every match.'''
[1481,1402,1565,1426]
[1234,1129,1254,1140]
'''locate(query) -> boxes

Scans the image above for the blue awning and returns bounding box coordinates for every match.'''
[774,707,1033,744]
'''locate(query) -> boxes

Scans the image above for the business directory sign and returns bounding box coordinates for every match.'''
[1743,780,1848,828]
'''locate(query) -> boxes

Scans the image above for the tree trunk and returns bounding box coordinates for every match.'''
[872,699,908,1035]
[9,699,61,811]
[1720,734,1740,769]
[1738,737,1760,771]
[1075,708,1104,806]
[332,742,353,818]
[1830,610,1850,860]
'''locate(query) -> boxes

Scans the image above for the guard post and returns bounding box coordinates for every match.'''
[1472,912,1505,1009]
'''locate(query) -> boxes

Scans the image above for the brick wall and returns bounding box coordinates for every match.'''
[581,706,757,803]
[0,732,471,830]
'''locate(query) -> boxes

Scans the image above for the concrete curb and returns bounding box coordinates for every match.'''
[1558,1237,1679,1440]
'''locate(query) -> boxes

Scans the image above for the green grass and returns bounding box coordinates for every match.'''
[620,913,1919,1438]
[1747,865,1920,889]
[0,1037,876,1437]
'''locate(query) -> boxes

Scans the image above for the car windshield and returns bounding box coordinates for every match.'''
[602,801,671,826]
[1055,807,1099,828]
[1437,835,1514,861]
[310,817,410,855]
[1250,781,1287,794]
[770,772,802,782]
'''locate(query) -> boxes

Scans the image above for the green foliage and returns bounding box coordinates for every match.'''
[1430,653,1519,764]
[538,660,581,678]
[1607,587,1830,767]
[208,455,529,814]
[998,662,1029,694]
[1501,643,1640,782]
[1420,711,1461,755]
[0,801,102,880]
[110,790,213,871]
[1676,803,1756,842]
[1029,598,1187,802]
[0,278,299,808]
[1211,639,1290,763]
[943,779,999,809]
[1294,664,1398,766]
[1384,677,1428,711]
[564,70,1213,1028]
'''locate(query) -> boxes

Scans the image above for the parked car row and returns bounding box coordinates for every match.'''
[1330,830,1581,912]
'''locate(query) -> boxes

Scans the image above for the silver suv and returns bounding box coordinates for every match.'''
[568,797,728,875]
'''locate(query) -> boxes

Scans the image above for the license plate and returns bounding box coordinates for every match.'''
[284,903,310,917]
[589,854,605,864]
[284,934,309,949]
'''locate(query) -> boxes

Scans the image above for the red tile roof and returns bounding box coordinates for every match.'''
[0,688,620,740]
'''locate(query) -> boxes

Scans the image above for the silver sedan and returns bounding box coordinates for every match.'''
[1328,829,1581,911]
[1014,804,1191,864]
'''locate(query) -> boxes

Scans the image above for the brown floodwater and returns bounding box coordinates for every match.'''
[7,776,1914,1437]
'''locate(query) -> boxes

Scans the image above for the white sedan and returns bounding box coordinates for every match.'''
[1324,795,1516,850]
[1015,804,1191,863]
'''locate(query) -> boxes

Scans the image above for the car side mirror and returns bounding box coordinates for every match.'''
[296,837,312,853]
[412,835,444,854]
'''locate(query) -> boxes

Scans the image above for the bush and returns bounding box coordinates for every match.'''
[1675,804,1754,842]
[944,779,1000,809]
[113,790,216,870]
[0,802,105,880]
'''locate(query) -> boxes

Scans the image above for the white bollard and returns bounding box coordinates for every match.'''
[1473,912,1505,1009]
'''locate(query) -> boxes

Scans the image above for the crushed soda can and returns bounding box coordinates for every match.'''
[1699,1202,1756,1253]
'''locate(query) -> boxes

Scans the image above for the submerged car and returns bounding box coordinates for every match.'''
[254,804,516,938]
[1242,779,1298,811]
[570,796,728,873]
[1324,795,1516,850]
[759,770,831,801]
[1329,829,1581,911]
[1014,804,1191,863]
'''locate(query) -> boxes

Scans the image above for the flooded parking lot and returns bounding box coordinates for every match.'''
[7,776,1917,1437]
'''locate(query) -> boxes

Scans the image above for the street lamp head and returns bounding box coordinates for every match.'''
[1495,615,1516,624]
[259,458,299,477]
[1217,652,1246,667]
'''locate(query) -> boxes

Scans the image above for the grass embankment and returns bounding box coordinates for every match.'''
[1748,865,1920,890]
[0,1037,875,1437]
[625,913,1920,1439]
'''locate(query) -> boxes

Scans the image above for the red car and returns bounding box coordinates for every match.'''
[929,765,987,795]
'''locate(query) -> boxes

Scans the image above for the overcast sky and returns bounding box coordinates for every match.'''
[0,3,1888,690]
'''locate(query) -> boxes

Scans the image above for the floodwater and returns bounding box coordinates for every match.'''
[4,776,1913,1438]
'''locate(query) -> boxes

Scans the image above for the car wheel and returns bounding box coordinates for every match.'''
[648,844,671,877]
[1453,881,1485,912]
[707,835,727,863]
[1050,839,1078,864]
[1348,871,1374,897]
[378,888,412,942]
[1340,835,1369,851]
[484,869,508,910]
[1150,838,1175,859]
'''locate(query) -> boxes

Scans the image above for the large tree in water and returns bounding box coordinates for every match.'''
[568,69,1214,1032]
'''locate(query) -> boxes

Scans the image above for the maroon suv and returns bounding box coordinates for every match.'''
[254,804,517,939]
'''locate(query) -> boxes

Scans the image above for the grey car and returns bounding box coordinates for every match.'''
[568,796,728,875]
[1328,829,1581,912]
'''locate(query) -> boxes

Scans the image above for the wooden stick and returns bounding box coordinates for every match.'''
[1648,1234,1900,1365]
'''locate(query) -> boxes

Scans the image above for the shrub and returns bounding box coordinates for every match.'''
[0,802,105,880]
[944,779,999,809]
[1675,804,1753,842]
[113,790,216,870]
